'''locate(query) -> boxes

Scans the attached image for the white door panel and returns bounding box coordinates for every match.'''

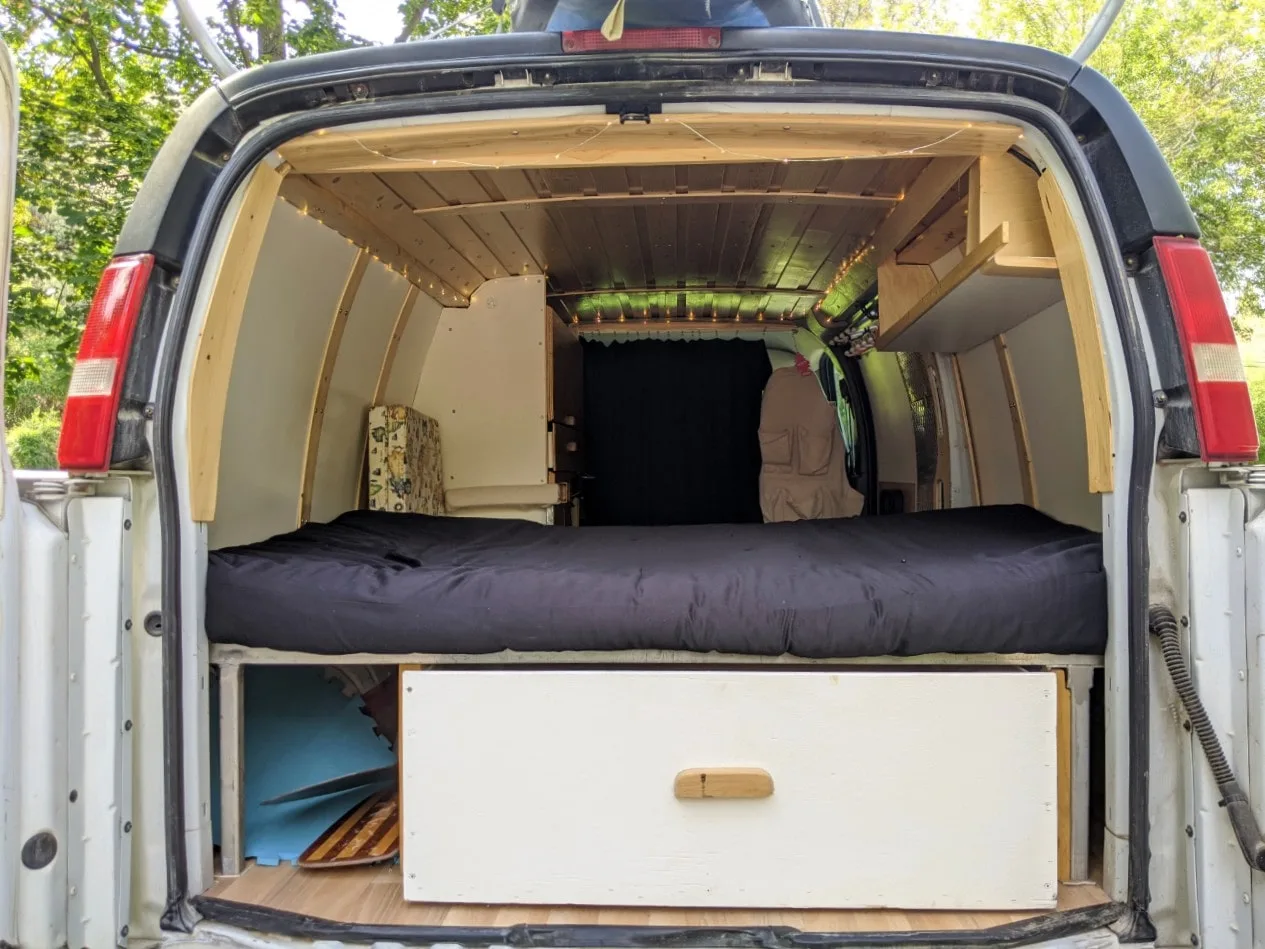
[1185,488,1253,949]
[17,501,69,949]
[66,496,133,949]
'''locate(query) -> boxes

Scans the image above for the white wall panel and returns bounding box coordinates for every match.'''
[309,264,411,523]
[210,203,357,548]
[384,293,442,407]
[859,350,917,488]
[957,340,1024,507]
[1004,302,1100,530]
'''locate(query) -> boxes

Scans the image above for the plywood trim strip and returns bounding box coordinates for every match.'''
[281,114,1023,175]
[299,249,370,525]
[213,642,1104,669]
[189,163,286,522]
[994,334,1037,508]
[1056,669,1072,881]
[373,285,421,406]
[354,284,421,507]
[415,189,902,219]
[1036,173,1113,493]
[950,354,981,506]
[674,768,774,800]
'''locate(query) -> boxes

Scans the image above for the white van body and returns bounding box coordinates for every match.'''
[3,24,1265,949]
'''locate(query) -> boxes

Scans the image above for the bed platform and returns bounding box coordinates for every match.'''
[207,503,1107,910]
[206,504,1106,658]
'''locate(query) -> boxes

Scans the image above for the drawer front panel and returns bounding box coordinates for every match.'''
[401,669,1057,910]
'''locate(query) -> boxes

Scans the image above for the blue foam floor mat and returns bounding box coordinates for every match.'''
[210,666,395,866]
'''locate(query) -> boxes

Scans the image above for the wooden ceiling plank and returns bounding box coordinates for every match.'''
[633,205,657,289]
[374,169,508,277]
[750,203,815,288]
[804,213,884,290]
[736,204,778,288]
[310,173,486,293]
[599,202,646,290]
[279,175,465,306]
[777,206,850,290]
[714,199,765,287]
[686,199,721,286]
[375,173,510,283]
[422,171,543,276]
[502,206,578,290]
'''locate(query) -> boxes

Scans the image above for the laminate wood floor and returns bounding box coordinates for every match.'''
[205,863,1112,931]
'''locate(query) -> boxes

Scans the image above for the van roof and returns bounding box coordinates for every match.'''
[214,28,1083,108]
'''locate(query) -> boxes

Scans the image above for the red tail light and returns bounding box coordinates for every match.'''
[57,253,155,471]
[1153,236,1259,463]
[561,28,721,51]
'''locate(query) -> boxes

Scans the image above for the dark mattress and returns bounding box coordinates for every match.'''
[206,505,1107,658]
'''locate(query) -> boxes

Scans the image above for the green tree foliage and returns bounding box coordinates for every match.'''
[1,1,210,422]
[1,0,1261,465]
[4,408,61,469]
[976,0,1265,332]
[818,0,950,32]
[0,0,503,468]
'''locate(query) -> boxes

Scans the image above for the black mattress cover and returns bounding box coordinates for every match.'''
[206,505,1107,658]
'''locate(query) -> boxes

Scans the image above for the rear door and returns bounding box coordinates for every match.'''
[0,39,135,949]
[1,35,23,949]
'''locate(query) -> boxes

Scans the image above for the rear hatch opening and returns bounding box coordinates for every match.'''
[148,95,1156,945]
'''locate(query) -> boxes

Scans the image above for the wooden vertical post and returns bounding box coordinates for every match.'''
[219,663,245,876]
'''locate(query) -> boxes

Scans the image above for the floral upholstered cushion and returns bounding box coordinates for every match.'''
[367,405,445,515]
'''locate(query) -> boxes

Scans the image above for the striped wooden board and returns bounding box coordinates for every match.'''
[298,789,400,868]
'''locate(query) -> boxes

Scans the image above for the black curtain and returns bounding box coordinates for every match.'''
[581,338,772,526]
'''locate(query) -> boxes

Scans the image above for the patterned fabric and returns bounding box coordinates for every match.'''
[367,405,445,515]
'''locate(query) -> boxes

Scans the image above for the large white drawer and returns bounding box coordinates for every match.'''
[400,669,1057,910]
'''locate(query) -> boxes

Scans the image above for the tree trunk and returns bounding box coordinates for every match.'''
[256,0,286,62]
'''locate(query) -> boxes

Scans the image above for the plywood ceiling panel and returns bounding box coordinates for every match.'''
[300,155,940,324]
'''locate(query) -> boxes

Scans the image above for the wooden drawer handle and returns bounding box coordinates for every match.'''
[674,768,773,800]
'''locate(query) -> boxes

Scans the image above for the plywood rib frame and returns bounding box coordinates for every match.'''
[190,162,287,522]
[414,189,903,218]
[995,334,1038,508]
[299,250,370,526]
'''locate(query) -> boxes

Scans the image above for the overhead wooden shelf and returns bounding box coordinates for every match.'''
[876,152,1061,353]
[876,224,1061,352]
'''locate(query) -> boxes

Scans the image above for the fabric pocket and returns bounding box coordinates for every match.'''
[796,427,833,475]
[759,429,793,468]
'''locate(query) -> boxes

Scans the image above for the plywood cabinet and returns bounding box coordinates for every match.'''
[878,155,1061,353]
[413,277,583,520]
